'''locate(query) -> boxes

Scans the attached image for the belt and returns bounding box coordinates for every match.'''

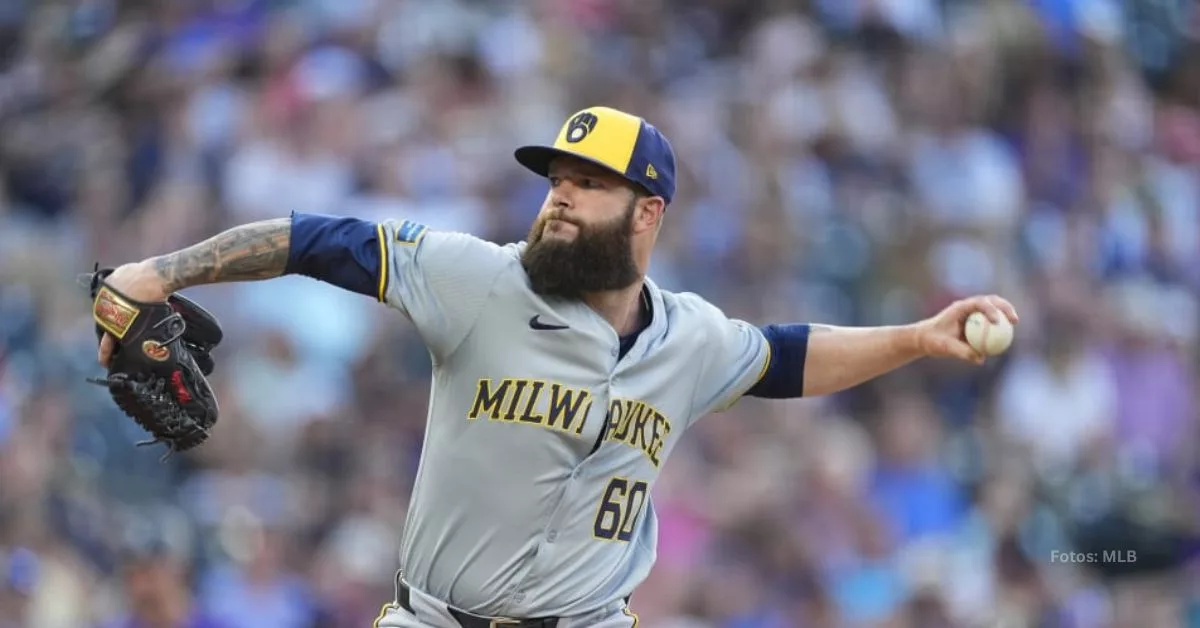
[397,581,561,628]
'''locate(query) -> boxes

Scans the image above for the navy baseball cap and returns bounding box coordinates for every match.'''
[515,106,677,205]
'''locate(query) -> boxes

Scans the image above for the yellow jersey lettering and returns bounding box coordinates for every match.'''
[630,406,653,451]
[467,380,603,439]
[611,400,636,442]
[620,401,651,448]
[547,384,591,433]
[573,400,593,435]
[468,378,512,420]
[646,415,670,468]
[517,380,547,424]
[604,400,622,440]
[602,397,673,468]
[503,380,530,422]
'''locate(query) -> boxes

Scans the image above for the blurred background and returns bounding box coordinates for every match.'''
[1,0,1200,626]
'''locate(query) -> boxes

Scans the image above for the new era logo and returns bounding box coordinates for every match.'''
[646,164,657,179]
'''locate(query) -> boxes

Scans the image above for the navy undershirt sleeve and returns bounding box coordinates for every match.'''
[745,323,810,399]
[284,211,386,300]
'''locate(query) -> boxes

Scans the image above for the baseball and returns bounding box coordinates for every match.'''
[964,311,1013,356]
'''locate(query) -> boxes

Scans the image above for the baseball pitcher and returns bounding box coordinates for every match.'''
[88,106,1019,628]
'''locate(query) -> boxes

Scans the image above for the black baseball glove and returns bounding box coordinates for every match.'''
[86,265,222,460]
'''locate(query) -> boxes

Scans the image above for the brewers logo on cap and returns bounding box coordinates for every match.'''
[565,113,598,143]
[514,106,677,204]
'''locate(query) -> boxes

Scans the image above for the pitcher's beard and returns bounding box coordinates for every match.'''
[521,202,640,299]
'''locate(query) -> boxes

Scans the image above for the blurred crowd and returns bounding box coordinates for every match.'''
[2,0,1200,626]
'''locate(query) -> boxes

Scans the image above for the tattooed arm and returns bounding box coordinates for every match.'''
[93,217,293,311]
[95,212,396,365]
[111,211,391,300]
[93,218,292,365]
[151,218,292,292]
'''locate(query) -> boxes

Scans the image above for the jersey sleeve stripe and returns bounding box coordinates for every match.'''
[285,212,388,299]
[376,223,390,303]
[754,339,772,385]
[372,602,396,628]
[713,326,774,412]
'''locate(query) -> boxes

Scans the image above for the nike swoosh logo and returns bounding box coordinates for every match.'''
[529,315,569,331]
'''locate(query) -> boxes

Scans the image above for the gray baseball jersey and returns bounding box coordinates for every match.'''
[377,218,770,618]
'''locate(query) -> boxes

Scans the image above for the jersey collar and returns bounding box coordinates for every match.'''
[618,276,667,362]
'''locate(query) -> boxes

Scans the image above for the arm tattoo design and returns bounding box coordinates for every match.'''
[152,218,292,292]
